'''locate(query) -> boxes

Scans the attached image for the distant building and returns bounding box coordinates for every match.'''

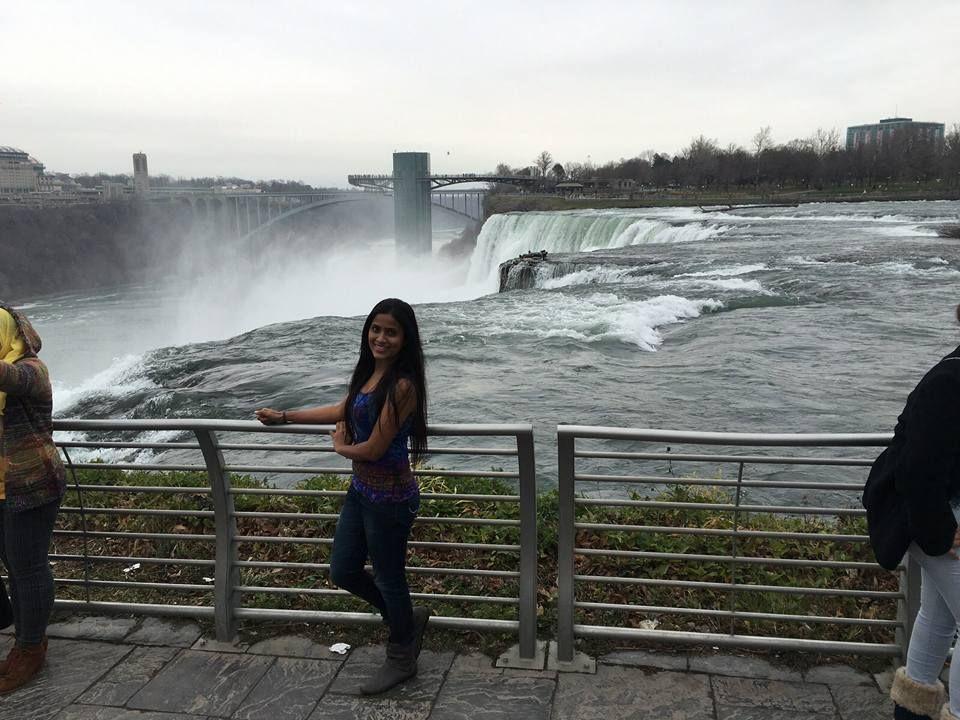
[102,180,132,200]
[133,152,150,194]
[0,146,44,194]
[846,117,945,152]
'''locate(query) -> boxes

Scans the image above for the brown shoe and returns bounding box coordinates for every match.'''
[0,640,46,694]
[0,636,46,677]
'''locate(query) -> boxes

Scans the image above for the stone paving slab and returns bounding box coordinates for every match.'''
[600,649,689,671]
[307,694,432,720]
[232,657,340,720]
[45,616,138,642]
[246,635,346,661]
[711,676,837,715]
[688,653,803,682]
[803,664,875,686]
[829,682,894,720]
[553,665,714,720]
[78,646,180,707]
[125,619,202,648]
[327,647,454,702]
[430,672,556,720]
[0,638,131,720]
[54,707,208,720]
[127,650,273,717]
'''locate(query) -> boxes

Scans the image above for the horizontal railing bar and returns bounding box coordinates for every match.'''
[51,554,216,567]
[229,488,520,503]
[574,601,899,626]
[235,560,519,578]
[66,462,209,472]
[574,451,875,466]
[55,419,533,437]
[575,548,878,570]
[558,426,890,446]
[54,599,215,618]
[57,441,200,450]
[235,585,518,604]
[232,510,519,527]
[59,507,214,518]
[571,624,900,656]
[54,529,215,542]
[56,578,213,592]
[72,485,210,495]
[573,522,868,543]
[574,498,865,516]
[232,535,519,552]
[219,443,519,457]
[233,607,520,633]
[574,574,902,599]
[574,473,865,491]
[223,465,520,479]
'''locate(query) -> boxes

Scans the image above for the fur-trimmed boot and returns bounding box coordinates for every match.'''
[0,641,47,695]
[412,606,431,659]
[360,641,417,695]
[942,703,960,719]
[890,667,946,719]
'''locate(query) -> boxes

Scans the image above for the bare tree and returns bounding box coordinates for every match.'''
[752,126,773,186]
[534,151,553,178]
[811,127,841,158]
[551,163,566,181]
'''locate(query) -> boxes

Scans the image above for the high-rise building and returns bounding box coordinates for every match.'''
[133,152,150,194]
[846,117,945,152]
[0,146,44,194]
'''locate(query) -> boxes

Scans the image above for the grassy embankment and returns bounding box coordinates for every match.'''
[53,468,897,657]
[486,183,960,216]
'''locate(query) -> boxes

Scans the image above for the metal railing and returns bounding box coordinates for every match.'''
[50,419,538,660]
[556,426,904,661]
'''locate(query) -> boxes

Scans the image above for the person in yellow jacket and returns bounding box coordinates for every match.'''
[0,304,66,694]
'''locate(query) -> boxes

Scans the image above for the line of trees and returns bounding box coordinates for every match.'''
[71,173,324,193]
[496,124,960,192]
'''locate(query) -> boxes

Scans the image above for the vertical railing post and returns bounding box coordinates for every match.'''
[728,462,745,636]
[897,552,922,662]
[516,428,538,660]
[195,429,239,641]
[556,427,577,663]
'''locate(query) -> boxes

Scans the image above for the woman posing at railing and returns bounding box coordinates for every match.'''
[864,303,960,720]
[256,298,430,695]
[0,305,66,695]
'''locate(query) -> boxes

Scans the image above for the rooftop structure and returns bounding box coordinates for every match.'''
[846,117,945,151]
[0,146,44,194]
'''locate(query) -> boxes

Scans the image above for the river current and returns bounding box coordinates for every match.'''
[17,200,960,493]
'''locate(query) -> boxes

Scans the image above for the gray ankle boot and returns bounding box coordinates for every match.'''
[360,642,417,695]
[412,606,431,658]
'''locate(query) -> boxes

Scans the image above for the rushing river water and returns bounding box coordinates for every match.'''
[16,200,960,494]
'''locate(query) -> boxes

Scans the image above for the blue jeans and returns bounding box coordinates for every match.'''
[906,542,960,716]
[0,498,60,646]
[329,485,419,644]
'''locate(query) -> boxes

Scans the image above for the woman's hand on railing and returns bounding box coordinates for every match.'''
[255,408,285,425]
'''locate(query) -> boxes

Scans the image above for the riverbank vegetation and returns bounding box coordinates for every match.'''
[490,123,960,208]
[52,468,896,650]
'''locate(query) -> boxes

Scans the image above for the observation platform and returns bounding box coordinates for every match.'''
[1,615,893,720]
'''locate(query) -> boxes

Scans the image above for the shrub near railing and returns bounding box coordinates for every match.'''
[52,468,898,648]
[52,468,521,622]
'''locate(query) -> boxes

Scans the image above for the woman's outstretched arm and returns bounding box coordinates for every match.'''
[331,380,416,462]
[256,399,346,426]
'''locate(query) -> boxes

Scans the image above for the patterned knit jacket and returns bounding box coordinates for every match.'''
[0,307,66,511]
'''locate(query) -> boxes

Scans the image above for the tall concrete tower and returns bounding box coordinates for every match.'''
[392,152,432,255]
[132,152,150,194]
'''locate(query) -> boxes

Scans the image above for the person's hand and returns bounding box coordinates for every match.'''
[255,408,284,425]
[331,420,351,450]
[949,527,960,559]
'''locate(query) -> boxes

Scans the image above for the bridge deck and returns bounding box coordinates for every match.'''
[1,614,892,719]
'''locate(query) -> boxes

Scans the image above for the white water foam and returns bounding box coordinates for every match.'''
[676,264,768,278]
[478,292,721,351]
[52,353,154,415]
[467,211,729,290]
[540,266,636,289]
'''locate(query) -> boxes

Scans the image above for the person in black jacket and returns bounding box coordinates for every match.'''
[866,304,960,720]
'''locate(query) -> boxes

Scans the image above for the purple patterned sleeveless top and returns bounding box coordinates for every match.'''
[349,391,418,503]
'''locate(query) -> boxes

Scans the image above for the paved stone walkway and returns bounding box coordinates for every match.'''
[0,615,897,720]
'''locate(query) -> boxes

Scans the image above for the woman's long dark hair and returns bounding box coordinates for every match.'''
[345,298,428,465]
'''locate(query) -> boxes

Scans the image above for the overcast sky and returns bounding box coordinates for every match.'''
[4,0,958,188]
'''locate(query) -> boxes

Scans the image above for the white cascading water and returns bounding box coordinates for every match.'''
[466,210,729,290]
